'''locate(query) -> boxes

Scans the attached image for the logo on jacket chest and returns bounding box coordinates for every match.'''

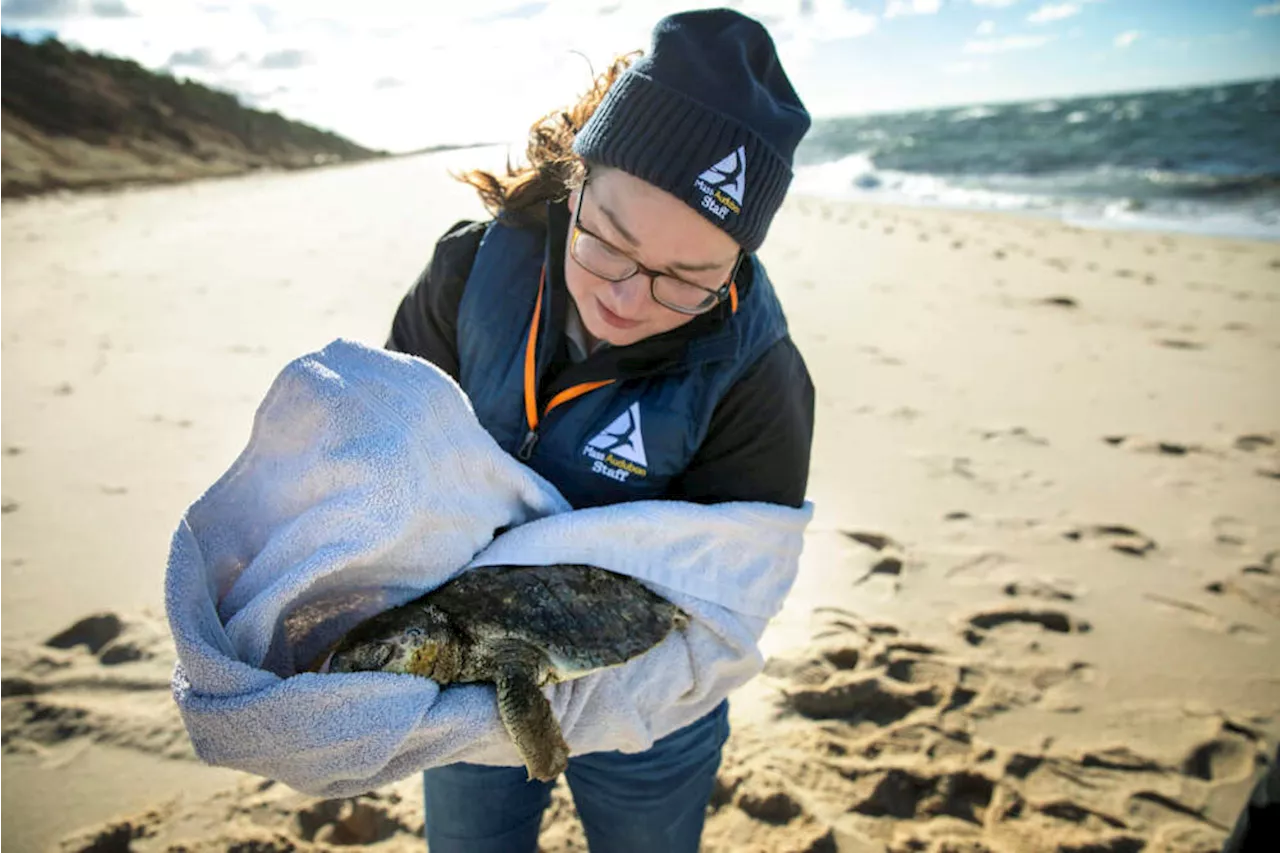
[582,402,649,483]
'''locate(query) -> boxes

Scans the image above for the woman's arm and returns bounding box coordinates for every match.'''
[669,337,815,508]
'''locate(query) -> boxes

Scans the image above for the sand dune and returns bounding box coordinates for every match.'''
[2,150,1277,851]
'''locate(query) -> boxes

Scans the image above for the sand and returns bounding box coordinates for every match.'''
[2,149,1278,852]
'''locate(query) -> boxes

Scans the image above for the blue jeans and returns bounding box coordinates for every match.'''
[422,701,730,852]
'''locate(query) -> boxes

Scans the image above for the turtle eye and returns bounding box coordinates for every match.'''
[404,627,424,639]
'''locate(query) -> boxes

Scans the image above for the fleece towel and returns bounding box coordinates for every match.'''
[165,338,811,798]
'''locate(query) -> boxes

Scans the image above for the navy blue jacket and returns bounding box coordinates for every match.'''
[387,201,813,509]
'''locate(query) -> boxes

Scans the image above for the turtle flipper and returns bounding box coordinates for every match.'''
[493,656,569,781]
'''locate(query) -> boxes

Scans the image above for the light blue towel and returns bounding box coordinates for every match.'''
[165,339,812,797]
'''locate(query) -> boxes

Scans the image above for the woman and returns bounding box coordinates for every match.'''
[386,8,813,851]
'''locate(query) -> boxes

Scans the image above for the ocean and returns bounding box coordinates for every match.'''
[792,78,1280,240]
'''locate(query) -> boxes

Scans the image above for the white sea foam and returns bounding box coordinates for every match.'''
[792,154,1280,240]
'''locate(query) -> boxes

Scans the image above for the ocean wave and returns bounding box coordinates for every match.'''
[792,152,1051,212]
[791,152,1280,239]
[792,78,1280,239]
[950,106,1001,123]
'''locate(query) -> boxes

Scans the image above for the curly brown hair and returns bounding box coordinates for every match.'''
[453,51,640,228]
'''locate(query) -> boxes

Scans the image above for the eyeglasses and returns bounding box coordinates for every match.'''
[569,181,743,316]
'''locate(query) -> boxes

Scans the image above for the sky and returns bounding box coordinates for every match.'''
[2,0,1278,152]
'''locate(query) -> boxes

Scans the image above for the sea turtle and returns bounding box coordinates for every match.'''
[327,563,687,781]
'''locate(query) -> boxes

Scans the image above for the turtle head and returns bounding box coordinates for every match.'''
[328,603,461,683]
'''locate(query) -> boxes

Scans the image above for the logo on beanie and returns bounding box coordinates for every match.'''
[694,146,746,220]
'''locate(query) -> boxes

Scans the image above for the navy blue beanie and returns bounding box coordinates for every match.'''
[572,8,810,253]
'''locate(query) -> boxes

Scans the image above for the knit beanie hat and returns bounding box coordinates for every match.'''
[572,8,810,253]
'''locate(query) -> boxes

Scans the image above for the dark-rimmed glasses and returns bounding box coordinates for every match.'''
[569,181,743,315]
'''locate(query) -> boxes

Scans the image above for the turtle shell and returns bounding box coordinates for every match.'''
[424,564,684,676]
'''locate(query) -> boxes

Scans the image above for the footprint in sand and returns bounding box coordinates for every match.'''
[1003,579,1078,602]
[1157,338,1206,350]
[39,612,166,668]
[732,779,805,825]
[841,531,908,585]
[1242,551,1278,576]
[45,612,126,655]
[1204,552,1280,617]
[149,414,194,429]
[977,425,1049,446]
[1143,593,1262,641]
[1122,791,1214,834]
[782,662,942,723]
[1032,799,1128,832]
[733,625,1236,851]
[960,606,1090,647]
[843,531,901,551]
[1180,720,1262,784]
[1062,524,1157,557]
[58,779,425,853]
[848,766,997,824]
[1211,515,1253,549]
[763,623,1270,849]
[2,612,183,760]
[297,797,417,845]
[1103,435,1206,456]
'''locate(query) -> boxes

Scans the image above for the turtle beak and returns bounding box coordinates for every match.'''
[329,641,395,673]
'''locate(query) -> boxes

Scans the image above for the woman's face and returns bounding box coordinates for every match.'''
[564,167,741,349]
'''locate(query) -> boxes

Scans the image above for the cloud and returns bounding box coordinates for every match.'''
[1113,30,1139,48]
[793,0,878,40]
[0,0,78,19]
[976,19,995,35]
[167,46,219,67]
[1027,2,1079,24]
[90,0,132,16]
[884,0,940,18]
[970,0,1019,7]
[964,34,1053,53]
[775,0,876,58]
[1,0,134,18]
[1254,2,1280,16]
[257,47,312,70]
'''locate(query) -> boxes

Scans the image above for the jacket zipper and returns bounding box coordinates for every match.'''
[518,264,615,463]
[517,429,539,460]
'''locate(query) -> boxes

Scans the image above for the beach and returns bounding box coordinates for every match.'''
[2,149,1278,852]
